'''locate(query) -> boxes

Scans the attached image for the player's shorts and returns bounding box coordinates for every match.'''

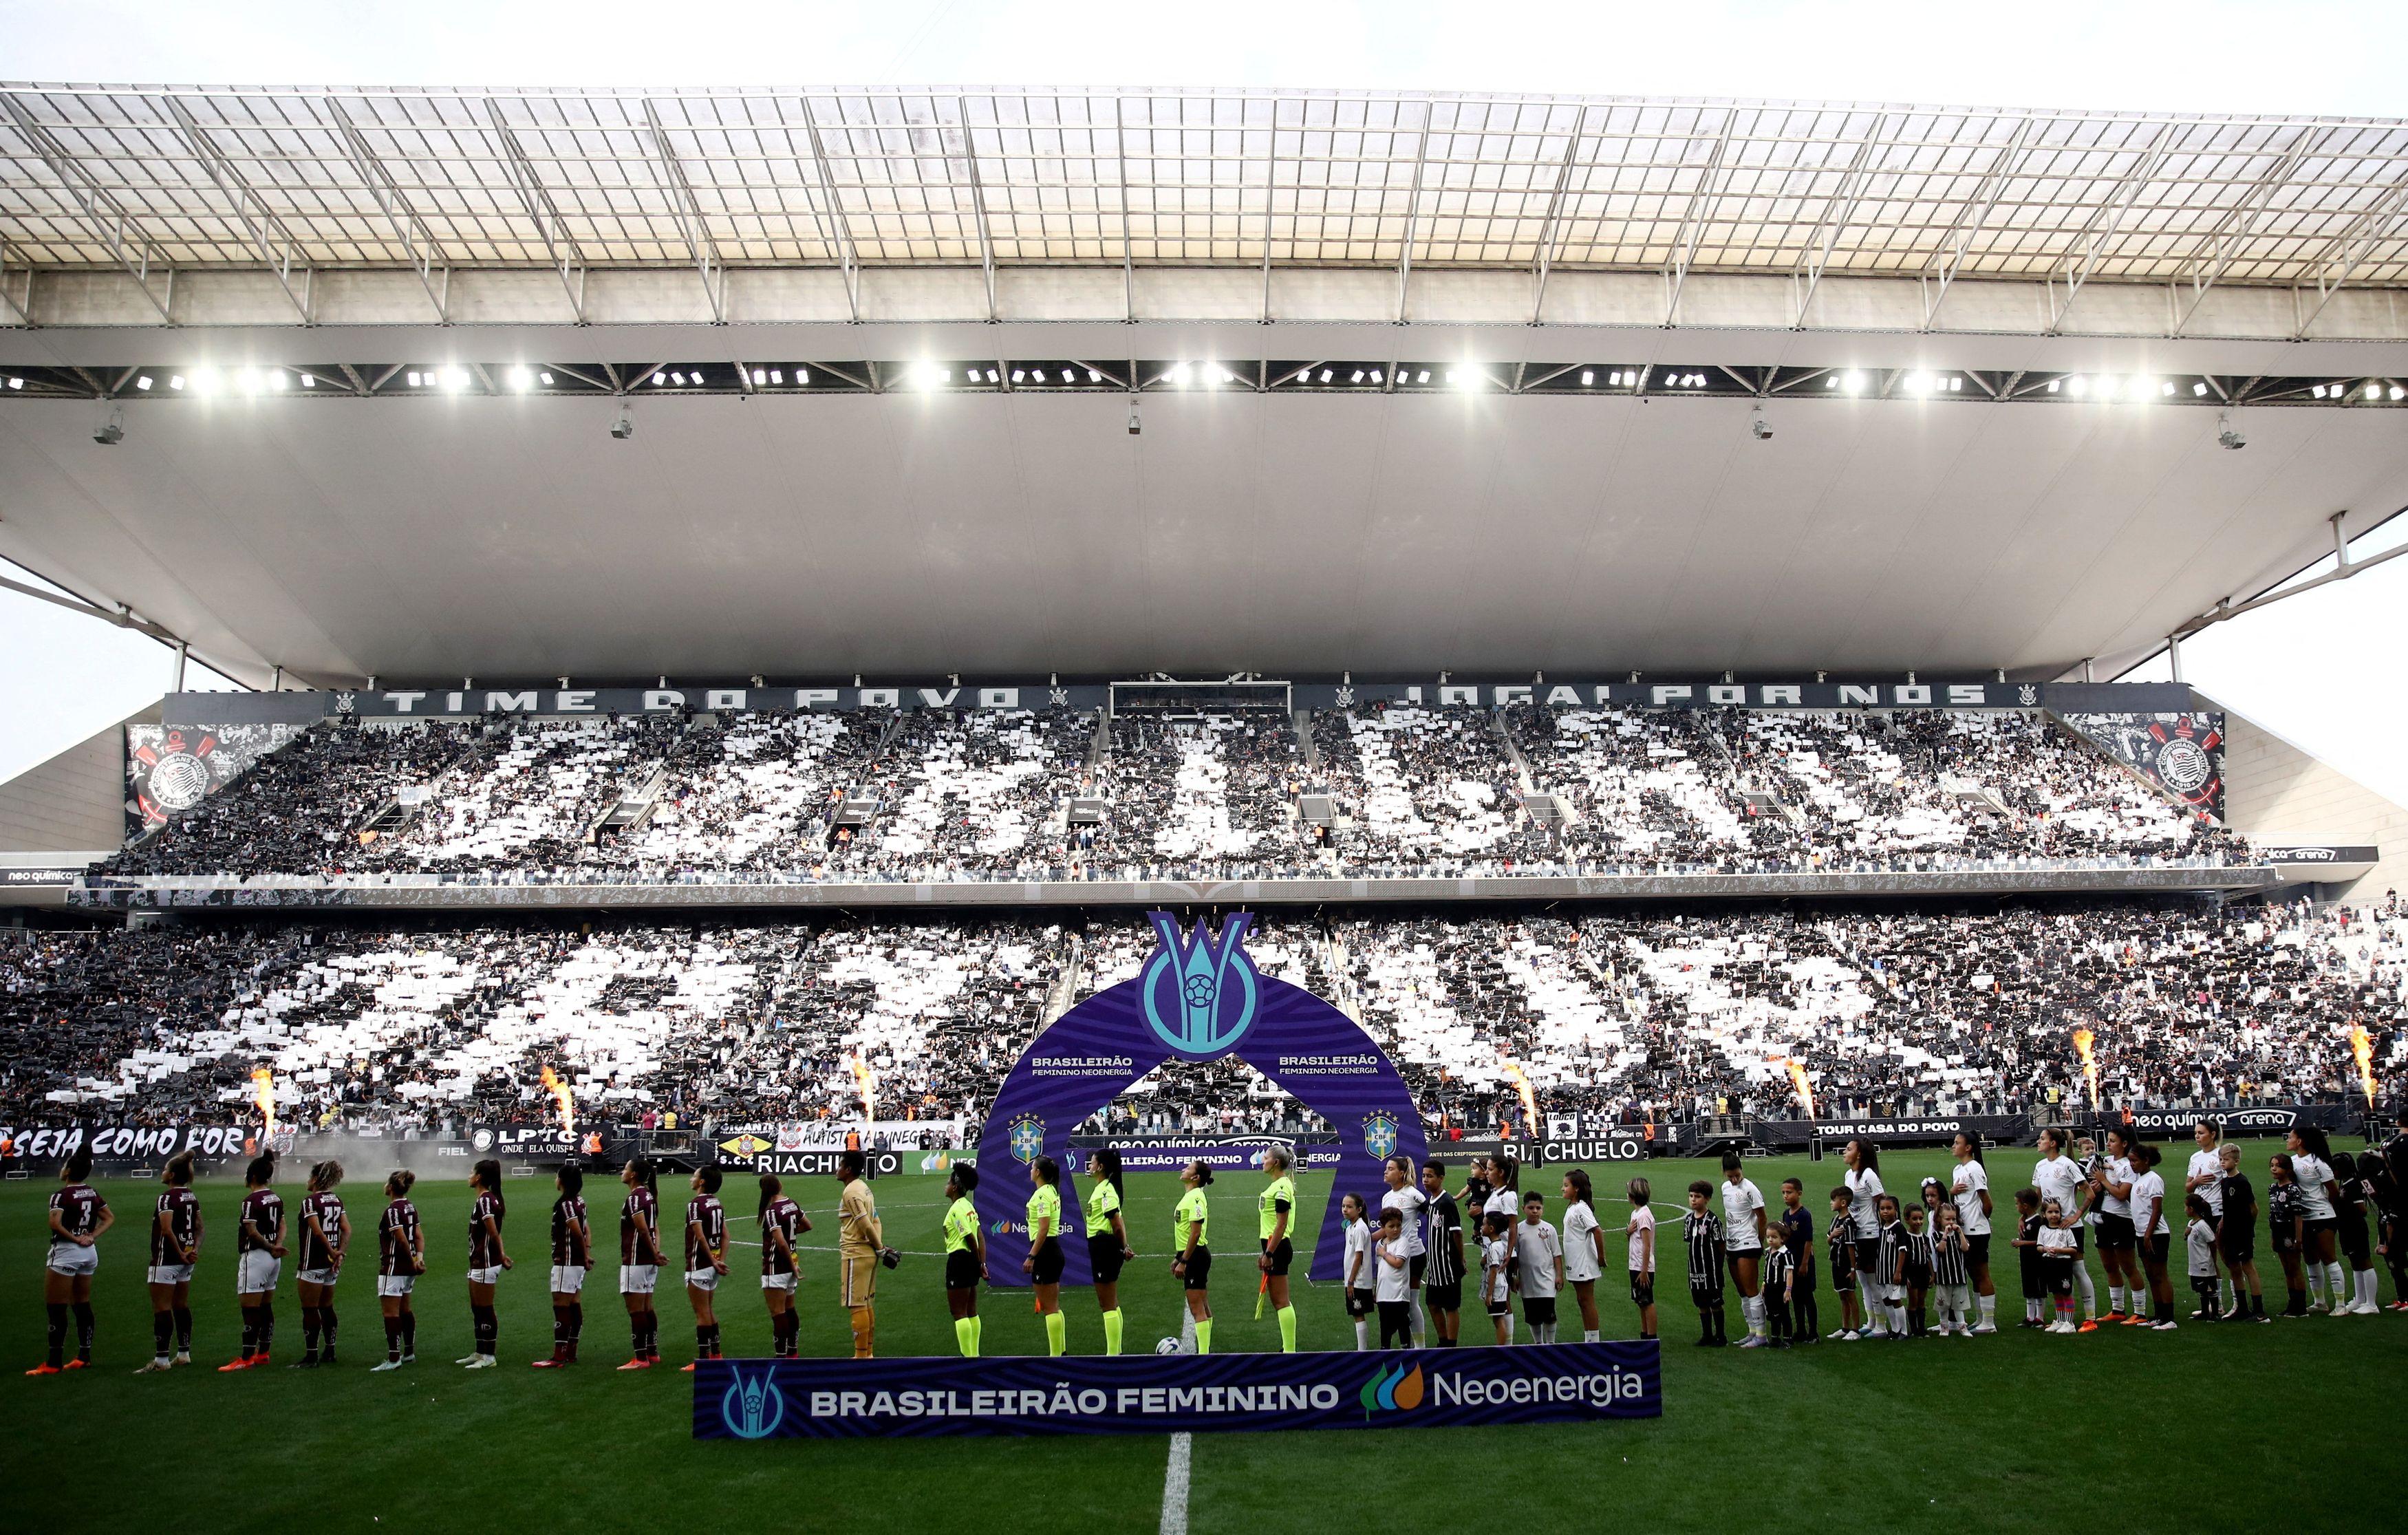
[45,1243,98,1278]
[762,1269,799,1294]
[943,1251,979,1291]
[2220,1226,2255,1263]
[1966,1234,1991,1266]
[1179,1247,1212,1291]
[298,1267,337,1287]
[1565,1258,1601,1286]
[1880,1281,1906,1304]
[550,1264,588,1294]
[237,1252,281,1295]
[1629,1271,1655,1307]
[1521,1294,1557,1326]
[147,1263,195,1287]
[2045,1263,2072,1297]
[619,1263,660,1296]
[1260,1238,1293,1277]
[2337,1217,2372,1265]
[467,1265,504,1287]
[2190,1275,2220,1300]
[2304,1216,2339,1245]
[1688,1282,1723,1307]
[1029,1238,1065,1286]
[2096,1214,2136,1252]
[1724,1241,1762,1265]
[685,1267,719,1293]
[1086,1234,1125,1285]
[1904,1263,1932,1289]
[839,1253,879,1309]
[2141,1231,2171,1266]
[376,1273,417,1298]
[1486,1295,1513,1320]
[1854,1234,1882,1273]
[1408,1254,1426,1287]
[1423,1280,1462,1313]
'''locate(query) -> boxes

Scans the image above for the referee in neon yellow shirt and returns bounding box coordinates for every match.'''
[1172,1160,1214,1353]
[941,1163,985,1357]
[1258,1146,1300,1352]
[1082,1148,1133,1355]
[1023,1157,1068,1356]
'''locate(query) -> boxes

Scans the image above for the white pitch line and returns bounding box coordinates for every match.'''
[1159,1430,1192,1535]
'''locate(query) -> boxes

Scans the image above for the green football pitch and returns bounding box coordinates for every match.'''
[3,1140,2402,1534]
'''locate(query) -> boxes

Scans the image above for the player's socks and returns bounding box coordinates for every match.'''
[567,1301,582,1359]
[303,1305,323,1362]
[475,1304,499,1358]
[551,1305,571,1359]
[257,1300,275,1360]
[384,1316,403,1362]
[1408,1304,1426,1346]
[1043,1310,1067,1357]
[1979,1292,1997,1327]
[2074,1265,2095,1318]
[43,1303,67,1368]
[400,1310,417,1359]
[151,1311,173,1364]
[970,1315,983,1354]
[954,1316,976,1357]
[173,1305,193,1355]
[238,1311,258,1362]
[1353,1317,1371,1351]
[1276,1304,1297,1353]
[848,1306,874,1360]
[321,1304,337,1361]
[696,1324,711,1360]
[2105,1285,2122,1318]
[1192,1317,1212,1355]
[1101,1307,1124,1356]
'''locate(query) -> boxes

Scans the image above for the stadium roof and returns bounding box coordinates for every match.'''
[5,85,2408,294]
[2,86,2407,691]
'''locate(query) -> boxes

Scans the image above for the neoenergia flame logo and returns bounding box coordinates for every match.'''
[1139,911,1260,1059]
[720,1364,788,1439]
[1359,1361,1424,1419]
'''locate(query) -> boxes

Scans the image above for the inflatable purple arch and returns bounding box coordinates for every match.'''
[974,911,1428,1286]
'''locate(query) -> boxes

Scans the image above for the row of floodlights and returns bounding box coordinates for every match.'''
[19,367,2404,406]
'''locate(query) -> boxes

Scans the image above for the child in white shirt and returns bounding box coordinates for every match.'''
[1515,1190,1565,1345]
[1480,1212,1514,1346]
[2184,1194,2222,1324]
[1342,1192,1375,1351]
[1373,1207,1413,1349]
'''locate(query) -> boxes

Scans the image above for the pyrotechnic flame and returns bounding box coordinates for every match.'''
[1776,1057,1816,1119]
[2071,1027,2099,1111]
[540,1063,576,1139]
[251,1066,277,1140]
[847,1053,878,1126]
[2349,1024,2375,1108]
[1499,1060,1536,1132]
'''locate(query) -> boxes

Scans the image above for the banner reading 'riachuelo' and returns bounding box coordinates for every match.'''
[694,1340,1661,1439]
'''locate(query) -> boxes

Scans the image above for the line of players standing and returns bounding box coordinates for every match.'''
[28,1146,846,1375]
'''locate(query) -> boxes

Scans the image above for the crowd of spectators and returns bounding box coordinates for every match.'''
[6,898,2397,1134]
[96,704,2245,885]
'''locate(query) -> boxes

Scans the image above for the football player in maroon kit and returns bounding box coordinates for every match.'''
[294,1159,351,1368]
[370,1170,424,1371]
[31,1146,111,1374]
[616,1157,664,1369]
[534,1162,591,1368]
[137,1149,202,1373]
[460,1158,512,1369]
[680,1164,730,1372]
[221,1152,284,1371]
[757,1173,810,1359]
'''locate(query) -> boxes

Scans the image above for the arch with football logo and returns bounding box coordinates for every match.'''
[974,911,1428,1287]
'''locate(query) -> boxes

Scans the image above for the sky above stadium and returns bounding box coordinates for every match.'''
[3,0,2405,804]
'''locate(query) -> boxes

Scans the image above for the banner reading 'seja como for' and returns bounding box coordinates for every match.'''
[694,1341,1661,1439]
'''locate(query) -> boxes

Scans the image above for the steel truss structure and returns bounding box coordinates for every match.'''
[3,84,2407,333]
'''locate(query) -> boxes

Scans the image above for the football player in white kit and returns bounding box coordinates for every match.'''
[2031,1128,2096,1328]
